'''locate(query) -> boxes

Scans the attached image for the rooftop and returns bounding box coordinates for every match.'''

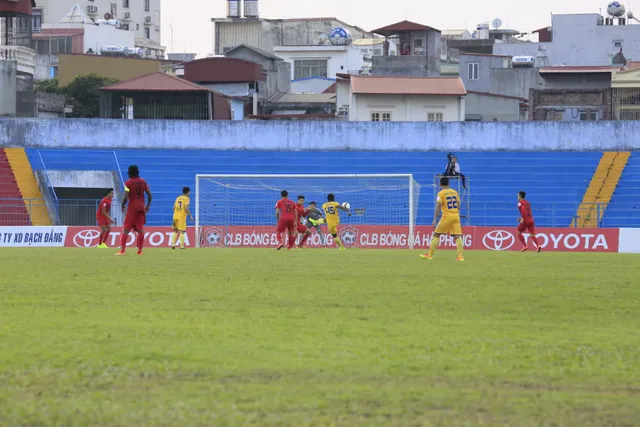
[351,76,466,96]
[274,93,336,104]
[539,66,613,74]
[371,20,440,37]
[460,52,510,58]
[102,72,217,92]
[224,44,282,61]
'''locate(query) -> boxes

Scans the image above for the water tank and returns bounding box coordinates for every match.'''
[476,23,489,39]
[227,0,240,18]
[244,0,259,18]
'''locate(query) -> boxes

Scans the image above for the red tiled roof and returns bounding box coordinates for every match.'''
[101,72,214,92]
[32,28,84,39]
[184,57,266,83]
[351,76,465,96]
[372,20,440,36]
[532,27,551,33]
[540,66,612,73]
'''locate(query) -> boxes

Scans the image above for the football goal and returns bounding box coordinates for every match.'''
[195,174,421,249]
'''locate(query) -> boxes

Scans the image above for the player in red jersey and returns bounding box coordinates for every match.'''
[517,191,541,252]
[96,188,115,248]
[116,165,152,256]
[275,190,298,250]
[295,195,312,248]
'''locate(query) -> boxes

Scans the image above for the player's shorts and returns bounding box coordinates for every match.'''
[327,221,339,235]
[124,210,146,232]
[276,218,295,234]
[306,223,322,233]
[517,221,535,234]
[435,215,462,235]
[172,217,187,232]
[96,216,110,227]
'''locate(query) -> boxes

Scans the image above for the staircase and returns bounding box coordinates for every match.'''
[0,149,31,226]
[573,151,630,228]
[3,148,51,226]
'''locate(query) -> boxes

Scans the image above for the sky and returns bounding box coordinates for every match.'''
[160,0,629,57]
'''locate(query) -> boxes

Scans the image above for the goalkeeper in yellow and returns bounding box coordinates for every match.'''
[421,177,464,261]
[170,186,193,250]
[314,193,351,250]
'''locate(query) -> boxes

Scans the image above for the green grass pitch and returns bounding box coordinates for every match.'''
[1,248,639,426]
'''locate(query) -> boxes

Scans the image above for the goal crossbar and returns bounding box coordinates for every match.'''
[195,173,418,249]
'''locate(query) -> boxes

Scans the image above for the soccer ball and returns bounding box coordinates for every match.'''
[342,202,350,210]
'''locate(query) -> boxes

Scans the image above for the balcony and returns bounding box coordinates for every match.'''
[0,45,36,77]
[372,54,440,77]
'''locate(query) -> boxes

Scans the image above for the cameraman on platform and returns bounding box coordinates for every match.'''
[444,153,466,189]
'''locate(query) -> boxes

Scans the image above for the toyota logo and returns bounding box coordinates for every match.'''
[482,230,515,251]
[73,229,101,247]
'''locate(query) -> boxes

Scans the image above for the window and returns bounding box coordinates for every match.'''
[122,23,129,31]
[613,40,623,48]
[413,38,425,55]
[32,9,42,33]
[427,112,443,121]
[467,62,479,80]
[546,109,564,121]
[371,112,391,121]
[145,27,150,39]
[123,0,129,7]
[293,59,328,79]
[144,0,150,12]
[579,110,597,121]
[136,24,140,30]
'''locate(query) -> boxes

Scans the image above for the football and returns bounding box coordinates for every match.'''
[342,202,350,210]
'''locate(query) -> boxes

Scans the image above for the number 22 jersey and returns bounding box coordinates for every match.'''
[437,188,460,217]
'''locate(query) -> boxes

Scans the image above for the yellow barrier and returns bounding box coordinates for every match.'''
[4,148,52,226]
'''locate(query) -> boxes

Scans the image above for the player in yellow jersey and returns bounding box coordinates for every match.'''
[321,193,351,250]
[170,186,193,250]
[421,177,464,261]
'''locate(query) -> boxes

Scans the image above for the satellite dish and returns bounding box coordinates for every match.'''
[492,18,503,29]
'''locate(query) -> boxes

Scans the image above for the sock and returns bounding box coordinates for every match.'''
[103,229,111,246]
[456,237,464,258]
[179,233,185,248]
[137,232,144,252]
[288,234,296,249]
[277,232,284,245]
[120,233,127,252]
[300,233,310,246]
[428,236,439,256]
[170,232,177,247]
[530,235,540,247]
[98,231,104,245]
[517,232,527,247]
[335,237,345,249]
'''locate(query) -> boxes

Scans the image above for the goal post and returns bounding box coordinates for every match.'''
[195,174,421,249]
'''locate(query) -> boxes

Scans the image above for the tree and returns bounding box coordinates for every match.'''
[35,78,63,94]
[64,74,119,118]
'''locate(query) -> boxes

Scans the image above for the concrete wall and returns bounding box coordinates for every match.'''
[352,94,463,122]
[494,13,640,66]
[83,24,135,54]
[224,47,291,102]
[5,119,640,151]
[372,55,440,77]
[490,68,542,99]
[465,94,524,121]
[273,46,364,79]
[0,61,17,116]
[291,78,335,94]
[541,73,611,90]
[57,54,164,86]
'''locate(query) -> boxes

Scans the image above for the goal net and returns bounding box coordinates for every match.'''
[195,174,421,249]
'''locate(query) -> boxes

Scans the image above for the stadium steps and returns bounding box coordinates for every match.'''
[573,151,630,228]
[4,148,51,226]
[0,148,31,226]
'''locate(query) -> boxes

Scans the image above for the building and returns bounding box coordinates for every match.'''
[370,20,442,77]
[459,52,539,121]
[612,61,640,119]
[56,53,177,86]
[223,44,290,101]
[494,13,640,66]
[290,77,335,94]
[35,0,165,59]
[529,66,613,120]
[336,74,466,121]
[184,57,267,118]
[100,72,231,120]
[212,14,372,55]
[273,45,365,80]
[0,0,36,78]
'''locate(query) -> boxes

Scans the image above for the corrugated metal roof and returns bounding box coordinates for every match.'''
[540,66,613,73]
[351,76,466,96]
[184,57,266,83]
[32,29,84,39]
[102,72,213,92]
[275,93,336,103]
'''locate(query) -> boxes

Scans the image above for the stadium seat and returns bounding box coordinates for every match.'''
[26,149,604,227]
[602,153,640,227]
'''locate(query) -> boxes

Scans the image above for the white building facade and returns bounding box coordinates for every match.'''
[337,75,466,121]
[35,0,164,58]
[273,45,365,80]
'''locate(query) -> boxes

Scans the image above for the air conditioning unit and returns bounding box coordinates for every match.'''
[145,16,152,23]
[512,56,535,68]
[124,12,131,19]
[87,5,98,14]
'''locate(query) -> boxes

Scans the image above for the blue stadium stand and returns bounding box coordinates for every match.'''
[603,152,640,227]
[26,149,602,227]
